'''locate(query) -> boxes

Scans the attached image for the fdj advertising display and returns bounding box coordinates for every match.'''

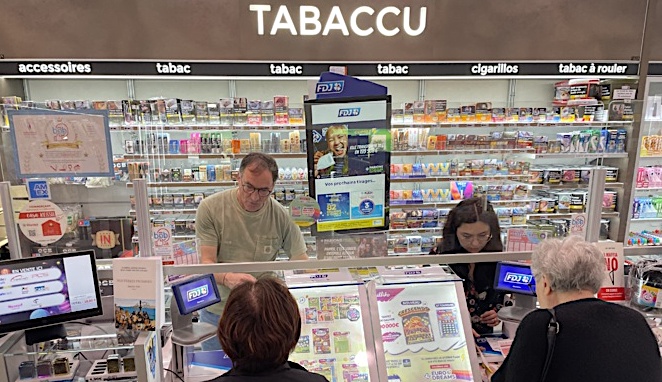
[375,282,476,381]
[306,98,391,234]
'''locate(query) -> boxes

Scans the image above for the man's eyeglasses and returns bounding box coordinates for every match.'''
[241,183,272,197]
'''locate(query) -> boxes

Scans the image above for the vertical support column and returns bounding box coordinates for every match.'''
[22,79,31,101]
[133,179,153,257]
[0,181,21,259]
[229,80,237,98]
[586,167,607,243]
[127,79,136,99]
[507,79,516,108]
[418,80,426,101]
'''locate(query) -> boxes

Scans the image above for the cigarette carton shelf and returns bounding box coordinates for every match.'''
[631,218,662,222]
[122,153,306,160]
[110,124,306,131]
[390,175,530,183]
[391,149,535,156]
[527,212,619,219]
[624,246,662,256]
[529,182,625,189]
[126,180,308,188]
[390,199,535,209]
[390,121,632,128]
[635,187,662,191]
[528,153,629,159]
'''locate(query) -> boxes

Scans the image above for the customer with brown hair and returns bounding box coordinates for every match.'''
[210,277,328,382]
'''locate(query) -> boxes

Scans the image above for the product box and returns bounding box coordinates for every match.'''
[491,108,506,122]
[423,100,437,123]
[413,101,425,123]
[219,98,233,125]
[195,101,209,124]
[150,99,167,124]
[434,100,448,122]
[233,97,248,125]
[261,100,274,125]
[274,96,289,125]
[447,107,461,123]
[165,98,182,124]
[138,100,152,123]
[505,108,519,122]
[476,102,492,122]
[403,102,414,123]
[107,100,125,125]
[392,109,404,123]
[519,107,533,122]
[74,100,91,110]
[608,100,635,121]
[289,107,304,125]
[247,100,262,125]
[180,100,196,124]
[460,105,476,122]
[208,102,221,124]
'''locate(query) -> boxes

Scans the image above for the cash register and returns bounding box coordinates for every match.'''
[494,262,538,328]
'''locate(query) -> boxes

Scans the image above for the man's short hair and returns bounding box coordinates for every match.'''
[218,276,301,373]
[239,152,279,183]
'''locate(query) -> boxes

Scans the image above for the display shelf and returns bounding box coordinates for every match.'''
[527,152,629,159]
[131,209,198,215]
[529,182,625,189]
[4,335,134,357]
[635,187,662,191]
[85,359,138,382]
[392,148,534,156]
[631,218,662,222]
[123,152,306,160]
[389,251,430,256]
[624,246,662,256]
[14,361,79,382]
[390,199,535,209]
[127,180,308,188]
[640,155,662,159]
[391,121,632,128]
[173,234,196,240]
[390,175,530,183]
[110,123,305,131]
[527,212,620,219]
[389,227,440,234]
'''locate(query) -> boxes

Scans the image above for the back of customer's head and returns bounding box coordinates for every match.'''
[441,196,503,253]
[218,276,301,373]
[531,235,604,293]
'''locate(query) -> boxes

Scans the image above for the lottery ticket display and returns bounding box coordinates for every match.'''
[289,285,375,382]
[374,281,479,381]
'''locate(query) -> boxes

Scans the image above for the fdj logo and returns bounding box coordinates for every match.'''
[52,123,69,140]
[505,272,532,284]
[316,81,344,94]
[187,285,208,302]
[338,108,360,117]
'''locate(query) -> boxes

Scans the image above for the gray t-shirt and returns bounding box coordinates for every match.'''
[195,187,307,315]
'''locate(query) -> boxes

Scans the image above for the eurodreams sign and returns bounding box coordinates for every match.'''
[249,5,427,37]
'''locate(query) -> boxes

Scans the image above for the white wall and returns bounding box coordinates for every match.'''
[27,79,128,101]
[134,80,230,101]
[235,80,308,106]
[425,80,510,107]
[514,79,557,106]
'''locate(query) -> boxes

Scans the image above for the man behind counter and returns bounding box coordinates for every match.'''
[196,153,308,350]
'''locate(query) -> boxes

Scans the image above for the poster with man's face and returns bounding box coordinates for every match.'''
[310,124,390,179]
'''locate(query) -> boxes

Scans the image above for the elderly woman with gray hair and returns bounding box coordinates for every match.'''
[491,236,661,382]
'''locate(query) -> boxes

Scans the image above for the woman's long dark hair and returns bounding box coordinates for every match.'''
[439,197,503,253]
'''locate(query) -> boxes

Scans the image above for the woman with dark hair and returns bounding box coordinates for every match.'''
[430,197,505,335]
[210,276,328,382]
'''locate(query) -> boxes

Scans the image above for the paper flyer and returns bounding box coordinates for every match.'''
[505,228,552,252]
[375,283,475,381]
[112,257,164,331]
[289,285,371,382]
[596,242,626,301]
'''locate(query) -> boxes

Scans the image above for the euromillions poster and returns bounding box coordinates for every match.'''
[374,282,478,381]
[306,97,391,234]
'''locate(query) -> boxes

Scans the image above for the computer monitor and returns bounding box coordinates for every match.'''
[493,261,537,296]
[0,250,103,345]
[171,274,221,316]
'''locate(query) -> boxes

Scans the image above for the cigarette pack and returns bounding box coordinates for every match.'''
[165,98,182,124]
[247,100,262,126]
[289,107,304,125]
[208,102,221,125]
[195,101,209,124]
[233,97,248,125]
[180,100,196,124]
[219,98,233,126]
[261,100,274,125]
[274,96,289,125]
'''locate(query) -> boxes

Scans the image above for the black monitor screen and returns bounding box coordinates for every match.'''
[0,250,102,334]
[493,262,537,296]
[171,274,221,316]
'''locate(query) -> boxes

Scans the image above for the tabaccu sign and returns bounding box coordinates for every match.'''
[249,4,427,36]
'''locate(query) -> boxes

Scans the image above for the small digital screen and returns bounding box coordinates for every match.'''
[494,262,536,296]
[172,274,221,315]
[0,250,102,335]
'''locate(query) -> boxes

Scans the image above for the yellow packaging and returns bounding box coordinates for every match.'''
[413,101,425,123]
[402,163,414,175]
[289,131,301,153]
[460,105,476,122]
[199,165,208,182]
[424,101,438,123]
[402,189,413,200]
[426,136,437,150]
